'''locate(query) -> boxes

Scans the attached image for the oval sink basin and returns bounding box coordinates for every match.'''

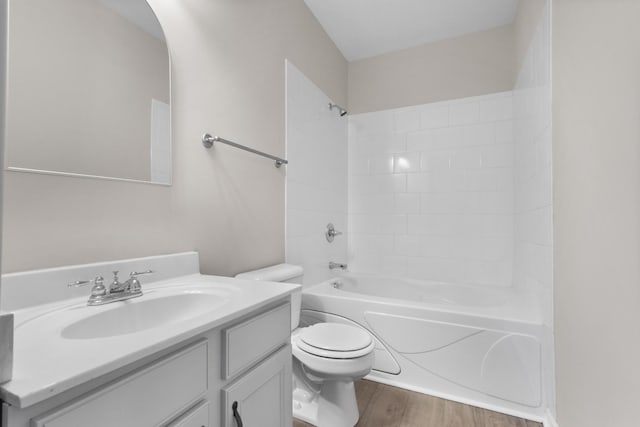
[61,291,228,340]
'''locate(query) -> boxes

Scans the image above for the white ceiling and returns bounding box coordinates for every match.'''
[304,0,520,61]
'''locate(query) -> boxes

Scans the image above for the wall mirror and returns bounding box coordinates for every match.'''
[5,0,171,185]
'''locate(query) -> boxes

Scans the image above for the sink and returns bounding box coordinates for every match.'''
[61,290,228,339]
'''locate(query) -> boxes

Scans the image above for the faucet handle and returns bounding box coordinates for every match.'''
[127,270,153,294]
[68,275,104,288]
[68,276,106,298]
[326,223,343,242]
[91,276,106,297]
[67,280,92,288]
[129,270,155,277]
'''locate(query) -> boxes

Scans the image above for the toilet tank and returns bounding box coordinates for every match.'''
[235,264,303,330]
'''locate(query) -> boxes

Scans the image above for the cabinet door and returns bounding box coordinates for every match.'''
[223,302,290,379]
[221,345,292,427]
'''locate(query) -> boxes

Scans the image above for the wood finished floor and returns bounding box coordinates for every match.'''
[293,380,542,427]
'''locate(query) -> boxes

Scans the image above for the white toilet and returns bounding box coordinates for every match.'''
[236,264,374,427]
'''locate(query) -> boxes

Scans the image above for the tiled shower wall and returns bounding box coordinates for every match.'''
[285,61,348,286]
[513,2,553,324]
[348,93,515,286]
[513,2,554,417]
[286,3,552,293]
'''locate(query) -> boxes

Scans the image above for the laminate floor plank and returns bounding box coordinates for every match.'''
[475,407,532,427]
[354,378,379,415]
[356,383,409,427]
[292,380,542,427]
[443,398,478,427]
[400,388,446,427]
[292,419,313,427]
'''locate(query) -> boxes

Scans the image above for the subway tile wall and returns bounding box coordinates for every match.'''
[513,2,553,325]
[285,61,348,286]
[513,3,554,417]
[286,5,551,295]
[348,92,516,286]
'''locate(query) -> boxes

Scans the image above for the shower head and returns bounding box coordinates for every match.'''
[328,102,348,117]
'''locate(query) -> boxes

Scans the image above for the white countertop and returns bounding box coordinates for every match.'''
[0,273,298,408]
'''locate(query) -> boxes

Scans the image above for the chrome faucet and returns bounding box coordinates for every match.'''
[329,261,347,270]
[69,270,154,306]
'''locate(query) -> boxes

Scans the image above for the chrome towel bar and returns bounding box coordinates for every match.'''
[202,133,288,168]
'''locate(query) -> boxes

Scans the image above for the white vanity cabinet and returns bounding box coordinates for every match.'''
[220,303,292,427]
[222,346,291,427]
[31,340,209,427]
[1,300,293,427]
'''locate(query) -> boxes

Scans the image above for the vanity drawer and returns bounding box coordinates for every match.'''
[31,340,208,427]
[222,302,290,379]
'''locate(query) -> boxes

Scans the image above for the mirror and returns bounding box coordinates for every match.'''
[5,0,171,185]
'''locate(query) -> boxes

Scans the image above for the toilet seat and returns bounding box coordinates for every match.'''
[295,323,374,359]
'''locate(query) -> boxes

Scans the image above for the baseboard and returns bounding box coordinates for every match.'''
[543,409,559,427]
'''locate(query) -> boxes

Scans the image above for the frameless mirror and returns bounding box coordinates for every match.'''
[5,0,171,185]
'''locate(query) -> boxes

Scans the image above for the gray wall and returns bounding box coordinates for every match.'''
[0,0,5,279]
[347,0,546,115]
[1,0,348,275]
[348,25,516,114]
[514,0,546,72]
[0,0,10,382]
[553,1,640,426]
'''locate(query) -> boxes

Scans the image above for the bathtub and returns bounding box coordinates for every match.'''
[301,273,548,422]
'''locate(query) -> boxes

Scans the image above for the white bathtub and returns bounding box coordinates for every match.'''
[301,273,548,422]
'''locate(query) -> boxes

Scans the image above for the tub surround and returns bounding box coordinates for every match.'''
[0,252,299,411]
[348,91,515,287]
[323,273,541,324]
[285,61,348,286]
[302,275,546,423]
[512,3,554,421]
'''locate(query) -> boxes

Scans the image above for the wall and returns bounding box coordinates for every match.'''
[0,0,5,284]
[0,0,12,384]
[285,61,347,285]
[514,0,546,72]
[6,0,169,182]
[347,92,515,285]
[1,0,348,275]
[348,25,516,114]
[553,1,640,426]
[514,0,553,336]
[512,0,554,418]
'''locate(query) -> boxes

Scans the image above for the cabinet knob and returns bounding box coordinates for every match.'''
[232,401,244,427]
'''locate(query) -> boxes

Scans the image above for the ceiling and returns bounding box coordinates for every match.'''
[304,0,520,61]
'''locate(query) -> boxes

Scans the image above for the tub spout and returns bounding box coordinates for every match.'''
[329,262,347,270]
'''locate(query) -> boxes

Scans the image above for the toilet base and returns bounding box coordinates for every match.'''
[293,378,359,427]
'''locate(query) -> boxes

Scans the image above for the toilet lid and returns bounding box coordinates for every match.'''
[297,323,373,359]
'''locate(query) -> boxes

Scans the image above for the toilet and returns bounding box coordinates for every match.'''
[236,264,374,427]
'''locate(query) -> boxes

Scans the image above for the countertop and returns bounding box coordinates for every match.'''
[0,273,298,408]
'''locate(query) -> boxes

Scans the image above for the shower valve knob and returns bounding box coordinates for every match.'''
[326,223,343,242]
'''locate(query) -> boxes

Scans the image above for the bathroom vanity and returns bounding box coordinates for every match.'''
[0,253,297,427]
